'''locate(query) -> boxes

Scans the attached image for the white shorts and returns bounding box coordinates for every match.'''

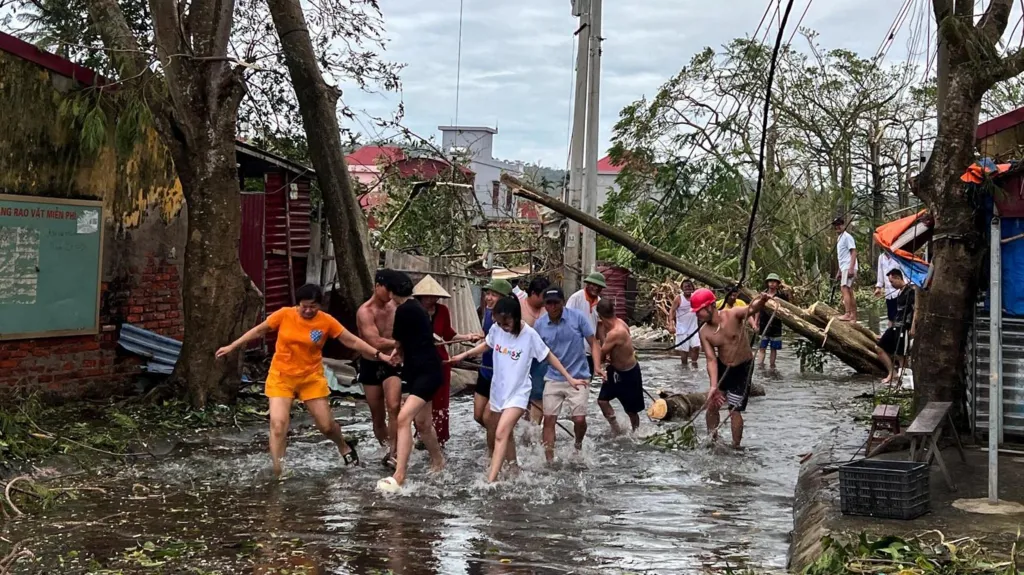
[675,331,701,350]
[840,269,856,288]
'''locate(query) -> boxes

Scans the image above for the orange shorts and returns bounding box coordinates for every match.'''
[265,369,330,401]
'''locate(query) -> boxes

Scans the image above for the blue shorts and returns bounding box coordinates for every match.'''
[530,359,548,402]
[759,337,782,350]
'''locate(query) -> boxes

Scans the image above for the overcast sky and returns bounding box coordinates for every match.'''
[340,0,960,167]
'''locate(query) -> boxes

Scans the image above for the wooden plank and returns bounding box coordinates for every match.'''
[906,401,952,435]
[872,404,901,419]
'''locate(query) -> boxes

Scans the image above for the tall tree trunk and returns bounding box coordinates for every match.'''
[266,0,373,333]
[913,0,1024,420]
[87,0,259,407]
[869,125,883,266]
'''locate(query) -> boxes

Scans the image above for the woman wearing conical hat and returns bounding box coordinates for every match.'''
[412,275,484,445]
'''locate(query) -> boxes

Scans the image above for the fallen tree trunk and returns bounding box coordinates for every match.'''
[502,174,886,375]
[649,385,767,422]
[806,302,880,346]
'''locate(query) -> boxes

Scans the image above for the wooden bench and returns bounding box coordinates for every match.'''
[866,404,901,456]
[906,401,966,490]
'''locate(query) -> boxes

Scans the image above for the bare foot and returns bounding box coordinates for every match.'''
[429,457,445,474]
[272,459,284,478]
[837,314,853,321]
[881,375,892,385]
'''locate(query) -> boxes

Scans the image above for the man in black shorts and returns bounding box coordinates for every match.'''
[377,270,445,491]
[691,288,771,449]
[876,268,916,385]
[595,299,644,434]
[356,270,402,454]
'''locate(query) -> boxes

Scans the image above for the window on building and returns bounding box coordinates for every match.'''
[505,187,514,213]
[491,181,500,208]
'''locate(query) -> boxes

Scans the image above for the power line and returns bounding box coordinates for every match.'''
[454,0,465,126]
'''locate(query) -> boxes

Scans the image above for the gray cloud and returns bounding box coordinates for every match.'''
[340,0,1008,167]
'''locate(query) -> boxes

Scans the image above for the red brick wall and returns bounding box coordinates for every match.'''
[0,252,183,399]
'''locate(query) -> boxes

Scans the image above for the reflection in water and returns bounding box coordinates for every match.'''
[5,349,868,574]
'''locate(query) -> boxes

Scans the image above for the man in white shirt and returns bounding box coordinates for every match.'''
[833,216,858,321]
[874,252,900,328]
[565,271,606,376]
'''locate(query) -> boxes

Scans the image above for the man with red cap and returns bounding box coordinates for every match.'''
[690,287,771,449]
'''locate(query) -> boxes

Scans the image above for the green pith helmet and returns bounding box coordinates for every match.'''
[583,271,607,288]
[483,278,513,297]
[765,273,782,284]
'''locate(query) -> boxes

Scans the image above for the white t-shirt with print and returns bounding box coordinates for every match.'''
[486,322,550,412]
[837,231,858,275]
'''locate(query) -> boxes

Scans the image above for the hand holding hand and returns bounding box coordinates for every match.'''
[468,333,485,342]
[377,352,393,364]
[388,354,402,367]
[568,377,588,389]
[594,366,606,380]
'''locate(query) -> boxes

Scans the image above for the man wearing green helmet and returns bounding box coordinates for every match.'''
[754,273,789,369]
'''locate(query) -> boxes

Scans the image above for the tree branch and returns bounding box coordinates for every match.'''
[977,0,1014,45]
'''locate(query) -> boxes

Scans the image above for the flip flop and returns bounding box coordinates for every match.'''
[381,454,397,469]
[377,476,402,494]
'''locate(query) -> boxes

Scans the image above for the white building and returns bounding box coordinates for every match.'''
[439,126,526,221]
[595,155,623,210]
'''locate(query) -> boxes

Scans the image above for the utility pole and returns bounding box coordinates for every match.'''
[564,0,590,290]
[580,0,603,277]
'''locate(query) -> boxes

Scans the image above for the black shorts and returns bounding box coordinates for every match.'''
[406,369,444,401]
[475,371,492,399]
[716,358,752,413]
[885,298,899,322]
[586,355,594,376]
[598,363,645,414]
[356,359,400,386]
[878,327,909,356]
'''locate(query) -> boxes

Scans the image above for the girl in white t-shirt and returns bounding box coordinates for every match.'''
[450,296,585,482]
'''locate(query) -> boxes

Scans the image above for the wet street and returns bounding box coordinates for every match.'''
[4,349,868,574]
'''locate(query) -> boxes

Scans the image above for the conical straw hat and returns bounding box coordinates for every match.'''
[647,399,668,420]
[412,275,451,298]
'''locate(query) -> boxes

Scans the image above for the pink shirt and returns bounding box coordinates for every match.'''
[516,290,545,327]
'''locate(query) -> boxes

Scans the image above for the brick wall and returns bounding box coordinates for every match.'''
[0,252,183,400]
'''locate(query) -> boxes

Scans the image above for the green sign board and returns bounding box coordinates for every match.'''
[0,194,104,339]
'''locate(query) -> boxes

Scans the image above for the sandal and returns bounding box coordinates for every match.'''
[342,438,360,466]
[381,454,397,469]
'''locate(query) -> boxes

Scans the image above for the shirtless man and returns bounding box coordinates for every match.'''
[356,270,402,464]
[690,288,770,449]
[595,299,644,435]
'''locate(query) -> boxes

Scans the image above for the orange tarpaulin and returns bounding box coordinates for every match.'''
[874,210,931,265]
[960,161,1013,184]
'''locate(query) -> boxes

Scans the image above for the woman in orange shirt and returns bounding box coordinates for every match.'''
[216,283,389,476]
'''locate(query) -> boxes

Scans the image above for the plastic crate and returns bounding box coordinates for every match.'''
[839,459,930,520]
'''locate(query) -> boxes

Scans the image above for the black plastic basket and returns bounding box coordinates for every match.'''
[839,459,930,520]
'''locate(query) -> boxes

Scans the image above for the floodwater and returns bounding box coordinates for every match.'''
[4,349,868,574]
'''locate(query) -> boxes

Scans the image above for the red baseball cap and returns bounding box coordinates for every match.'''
[690,288,716,312]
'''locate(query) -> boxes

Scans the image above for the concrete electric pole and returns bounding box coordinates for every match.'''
[580,0,602,278]
[564,0,591,290]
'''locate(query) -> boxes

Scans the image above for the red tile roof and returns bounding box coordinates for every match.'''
[346,145,405,167]
[597,155,623,174]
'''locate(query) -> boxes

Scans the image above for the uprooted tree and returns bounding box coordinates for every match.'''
[912,0,1024,415]
[503,174,888,376]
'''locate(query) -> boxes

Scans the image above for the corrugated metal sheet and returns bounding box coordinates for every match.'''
[967,312,1024,441]
[264,171,311,315]
[239,191,266,293]
[118,323,181,374]
[384,251,483,340]
[597,263,635,322]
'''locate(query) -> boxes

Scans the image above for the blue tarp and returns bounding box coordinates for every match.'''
[1000,218,1024,316]
[885,250,930,288]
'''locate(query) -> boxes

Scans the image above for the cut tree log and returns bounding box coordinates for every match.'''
[502,173,886,376]
[650,384,767,422]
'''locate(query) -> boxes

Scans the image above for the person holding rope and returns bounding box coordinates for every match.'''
[449,295,584,482]
[875,268,916,385]
[669,279,702,368]
[356,270,402,462]
[754,273,788,370]
[691,287,772,449]
[595,299,644,435]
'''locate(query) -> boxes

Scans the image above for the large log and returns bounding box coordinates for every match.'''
[806,302,880,346]
[502,174,887,375]
[649,384,767,422]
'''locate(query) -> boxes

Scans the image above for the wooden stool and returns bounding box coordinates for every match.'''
[866,404,901,456]
[906,401,967,491]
